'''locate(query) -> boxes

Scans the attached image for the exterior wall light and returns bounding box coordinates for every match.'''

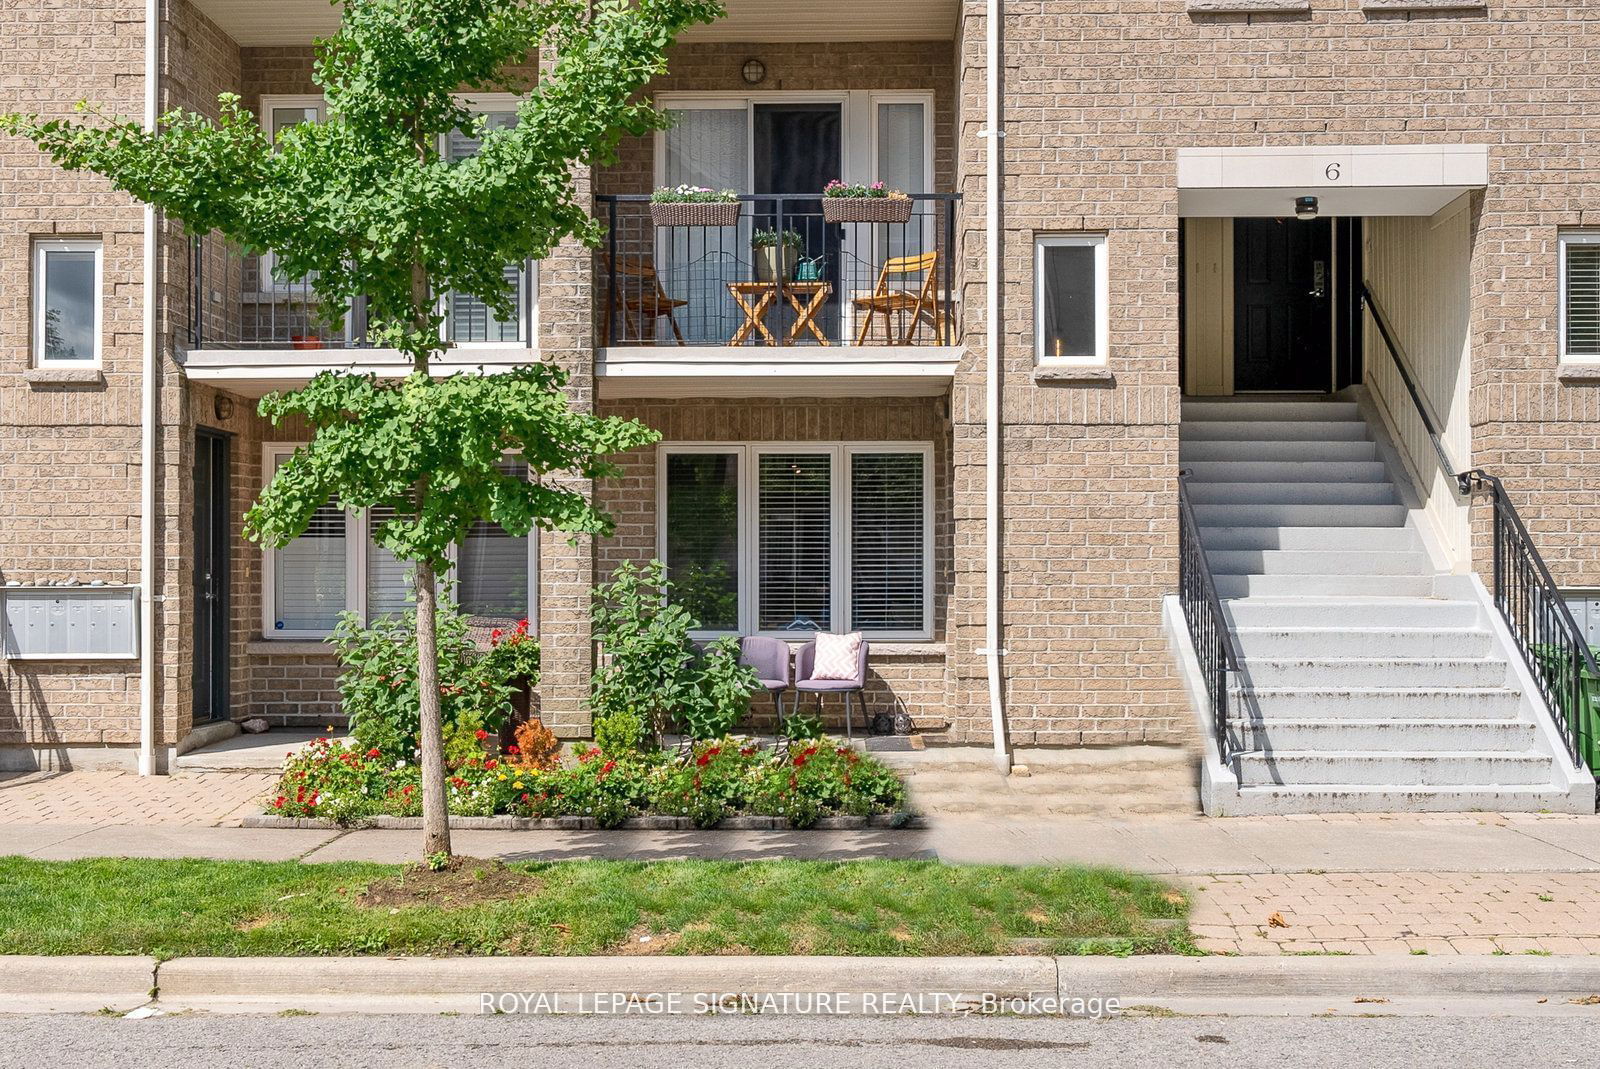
[1295,196,1320,221]
[742,58,767,85]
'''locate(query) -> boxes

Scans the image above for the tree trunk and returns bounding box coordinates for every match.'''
[414,557,451,858]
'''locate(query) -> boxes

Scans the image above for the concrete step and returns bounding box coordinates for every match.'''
[1223,598,1482,629]
[1181,400,1363,423]
[1186,481,1399,506]
[1231,626,1496,660]
[1180,439,1379,463]
[1234,750,1555,788]
[1192,503,1409,528]
[1207,549,1432,576]
[1182,420,1371,442]
[1215,574,1437,598]
[1183,460,1391,484]
[1242,657,1510,689]
[1225,784,1585,815]
[1242,686,1525,720]
[1228,718,1541,753]
[1198,526,1423,552]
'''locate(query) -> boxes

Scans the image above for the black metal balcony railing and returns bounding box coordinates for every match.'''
[596,193,960,348]
[188,233,535,351]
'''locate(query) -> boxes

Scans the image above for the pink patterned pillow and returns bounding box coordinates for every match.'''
[812,632,863,681]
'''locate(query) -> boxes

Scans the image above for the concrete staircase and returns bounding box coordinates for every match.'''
[1180,396,1592,815]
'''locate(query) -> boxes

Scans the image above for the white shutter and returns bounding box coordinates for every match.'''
[664,451,741,632]
[457,460,531,619]
[273,498,347,633]
[365,506,413,620]
[849,452,925,634]
[1566,240,1600,358]
[757,452,833,633]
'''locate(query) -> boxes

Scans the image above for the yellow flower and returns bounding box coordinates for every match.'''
[513,782,525,790]
[498,773,507,781]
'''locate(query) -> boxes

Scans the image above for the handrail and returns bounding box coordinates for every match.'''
[1177,469,1243,765]
[1462,470,1599,772]
[1359,281,1471,495]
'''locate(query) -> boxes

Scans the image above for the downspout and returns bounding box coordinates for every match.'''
[983,0,1011,773]
[137,0,160,775]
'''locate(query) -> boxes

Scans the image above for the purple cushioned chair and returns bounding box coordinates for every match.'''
[739,636,792,729]
[794,638,870,741]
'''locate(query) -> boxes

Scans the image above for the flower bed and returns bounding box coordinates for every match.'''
[266,735,910,830]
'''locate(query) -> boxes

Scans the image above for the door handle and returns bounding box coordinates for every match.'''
[1310,260,1327,299]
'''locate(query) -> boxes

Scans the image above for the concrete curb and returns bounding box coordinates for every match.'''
[7,954,1600,1016]
[242,813,922,832]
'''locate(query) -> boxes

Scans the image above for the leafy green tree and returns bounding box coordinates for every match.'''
[2,0,720,857]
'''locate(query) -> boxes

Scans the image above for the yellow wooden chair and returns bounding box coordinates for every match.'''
[602,255,688,346]
[851,251,944,346]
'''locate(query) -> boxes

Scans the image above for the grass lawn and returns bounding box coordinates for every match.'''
[0,856,1192,958]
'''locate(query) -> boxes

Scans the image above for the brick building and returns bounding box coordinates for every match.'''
[1,1,1595,812]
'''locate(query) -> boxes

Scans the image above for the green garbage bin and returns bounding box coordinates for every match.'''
[1536,644,1600,773]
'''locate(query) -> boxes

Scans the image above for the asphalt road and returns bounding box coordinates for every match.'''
[6,1013,1600,1069]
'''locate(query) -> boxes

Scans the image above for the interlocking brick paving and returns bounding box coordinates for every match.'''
[0,772,276,828]
[1187,871,1600,956]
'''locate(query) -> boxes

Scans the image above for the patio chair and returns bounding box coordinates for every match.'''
[738,636,792,731]
[602,254,688,346]
[851,251,944,346]
[794,637,870,741]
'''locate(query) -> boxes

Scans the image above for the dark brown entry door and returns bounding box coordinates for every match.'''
[193,430,230,722]
[1234,217,1334,392]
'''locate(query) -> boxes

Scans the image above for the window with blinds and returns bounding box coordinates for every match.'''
[1564,235,1600,359]
[365,505,413,621]
[447,110,526,344]
[664,452,741,632]
[458,461,533,619]
[850,452,926,633]
[757,452,833,633]
[274,498,347,633]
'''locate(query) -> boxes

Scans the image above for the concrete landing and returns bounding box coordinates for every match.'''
[173,730,346,773]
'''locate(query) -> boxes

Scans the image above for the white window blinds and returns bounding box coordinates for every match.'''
[274,496,347,633]
[365,505,413,620]
[1566,239,1600,358]
[458,461,532,619]
[757,452,833,633]
[664,452,741,632]
[448,111,525,344]
[849,452,925,633]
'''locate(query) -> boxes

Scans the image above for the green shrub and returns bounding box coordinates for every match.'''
[680,639,760,741]
[593,710,648,755]
[330,602,512,759]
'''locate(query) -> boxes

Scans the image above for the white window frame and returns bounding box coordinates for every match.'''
[256,97,327,296]
[260,444,539,639]
[1034,233,1110,367]
[440,93,539,348]
[656,442,934,642]
[33,238,103,368]
[1559,230,1600,364]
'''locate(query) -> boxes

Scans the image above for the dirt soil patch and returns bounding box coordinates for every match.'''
[356,857,542,910]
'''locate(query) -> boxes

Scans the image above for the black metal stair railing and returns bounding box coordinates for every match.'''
[1463,470,1598,772]
[1178,469,1243,764]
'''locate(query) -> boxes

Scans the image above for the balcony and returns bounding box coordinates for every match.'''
[595,192,962,399]
[180,234,537,398]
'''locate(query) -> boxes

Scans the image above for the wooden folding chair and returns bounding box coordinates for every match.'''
[851,251,944,346]
[603,255,688,345]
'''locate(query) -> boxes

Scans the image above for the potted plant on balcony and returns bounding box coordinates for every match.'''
[752,227,804,282]
[650,185,741,228]
[821,180,914,224]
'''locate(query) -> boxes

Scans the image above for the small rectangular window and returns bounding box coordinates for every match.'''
[1035,234,1108,365]
[34,240,102,366]
[273,499,348,635]
[664,451,742,633]
[1561,232,1600,361]
[849,451,927,635]
[757,451,834,634]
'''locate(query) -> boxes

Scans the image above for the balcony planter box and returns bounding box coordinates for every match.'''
[651,200,741,228]
[823,197,914,225]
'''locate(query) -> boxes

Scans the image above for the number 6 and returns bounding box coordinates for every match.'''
[1325,162,1342,181]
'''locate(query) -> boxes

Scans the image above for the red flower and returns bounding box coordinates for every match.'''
[367,747,381,758]
[696,746,722,768]
[506,745,521,756]
[474,729,489,741]
[485,759,498,770]
[601,760,617,776]
[402,784,415,795]
[273,796,285,809]
[491,628,504,641]
[792,754,808,768]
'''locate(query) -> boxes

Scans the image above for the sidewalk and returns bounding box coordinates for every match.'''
[5,771,1600,957]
